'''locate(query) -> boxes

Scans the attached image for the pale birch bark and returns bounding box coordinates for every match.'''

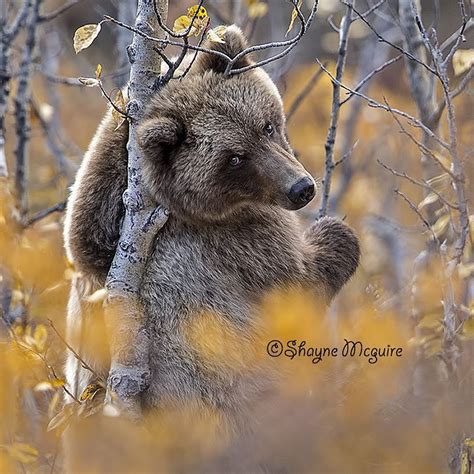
[114,0,135,89]
[104,0,169,420]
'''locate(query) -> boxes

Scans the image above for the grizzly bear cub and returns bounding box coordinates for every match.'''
[63,26,359,428]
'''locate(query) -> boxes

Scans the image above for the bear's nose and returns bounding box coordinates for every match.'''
[288,177,315,206]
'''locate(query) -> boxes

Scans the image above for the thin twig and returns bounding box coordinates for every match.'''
[286,66,325,122]
[334,140,359,167]
[48,319,103,381]
[318,0,354,218]
[354,0,386,20]
[14,339,80,403]
[394,189,438,243]
[342,0,437,76]
[103,0,319,77]
[98,82,128,118]
[429,67,474,128]
[315,59,451,152]
[38,0,83,22]
[411,3,469,263]
[383,98,455,179]
[377,159,458,210]
[340,54,402,106]
[23,201,66,227]
[153,0,205,39]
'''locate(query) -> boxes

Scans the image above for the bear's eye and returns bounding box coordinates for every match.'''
[264,122,274,137]
[229,156,243,167]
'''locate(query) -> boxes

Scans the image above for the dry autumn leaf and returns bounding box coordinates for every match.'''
[286,0,302,36]
[78,77,100,87]
[47,403,75,433]
[34,378,65,392]
[418,192,439,210]
[95,63,103,80]
[432,214,450,238]
[462,317,474,339]
[207,28,226,44]
[173,5,208,37]
[111,90,127,131]
[48,391,61,419]
[0,443,39,464]
[80,381,105,402]
[34,324,48,351]
[187,5,208,20]
[73,23,103,54]
[246,0,268,18]
[452,49,474,76]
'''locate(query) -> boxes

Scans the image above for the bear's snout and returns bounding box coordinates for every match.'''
[288,177,315,208]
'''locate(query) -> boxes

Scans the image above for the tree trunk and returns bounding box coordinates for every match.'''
[104,0,169,420]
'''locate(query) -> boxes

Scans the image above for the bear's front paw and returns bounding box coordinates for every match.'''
[303,216,360,298]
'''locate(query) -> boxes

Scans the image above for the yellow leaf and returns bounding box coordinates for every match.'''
[47,403,75,433]
[80,381,104,402]
[417,313,442,330]
[73,23,102,54]
[463,317,474,339]
[34,324,48,352]
[173,6,208,37]
[35,378,65,392]
[13,323,24,338]
[52,378,66,388]
[11,289,24,305]
[453,49,474,76]
[458,263,474,279]
[173,15,192,35]
[48,391,61,419]
[0,443,39,464]
[286,0,302,36]
[111,90,127,131]
[423,338,443,357]
[34,381,53,392]
[464,438,474,448]
[247,0,268,18]
[84,287,108,304]
[78,386,106,418]
[78,77,100,87]
[418,192,439,210]
[95,63,103,79]
[432,214,450,238]
[207,28,226,44]
[187,5,208,20]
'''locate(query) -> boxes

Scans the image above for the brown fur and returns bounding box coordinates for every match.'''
[63,26,359,428]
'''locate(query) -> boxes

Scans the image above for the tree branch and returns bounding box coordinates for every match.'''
[318,0,354,218]
[14,0,42,216]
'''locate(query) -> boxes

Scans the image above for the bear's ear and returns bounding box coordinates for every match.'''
[192,25,252,75]
[137,116,185,159]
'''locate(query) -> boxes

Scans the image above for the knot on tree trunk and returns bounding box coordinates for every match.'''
[108,363,151,398]
[123,188,144,212]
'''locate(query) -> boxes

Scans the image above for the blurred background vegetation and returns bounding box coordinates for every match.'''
[0,0,473,472]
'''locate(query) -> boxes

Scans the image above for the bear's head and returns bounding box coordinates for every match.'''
[137,25,316,222]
